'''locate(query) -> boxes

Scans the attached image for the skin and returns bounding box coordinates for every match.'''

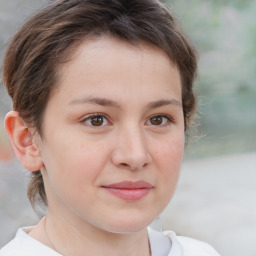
[5,36,185,256]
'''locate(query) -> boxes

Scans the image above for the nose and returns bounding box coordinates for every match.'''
[111,126,152,171]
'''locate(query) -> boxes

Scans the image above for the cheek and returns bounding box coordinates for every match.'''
[41,143,106,209]
[149,134,184,216]
[154,133,184,166]
[153,134,184,185]
[43,137,112,193]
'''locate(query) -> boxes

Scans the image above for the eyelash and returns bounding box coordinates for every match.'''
[146,114,174,127]
[80,113,111,127]
[80,113,174,127]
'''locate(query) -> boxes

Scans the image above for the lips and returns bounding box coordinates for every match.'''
[102,180,153,201]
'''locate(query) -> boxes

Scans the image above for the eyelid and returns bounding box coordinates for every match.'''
[79,113,174,127]
[79,113,111,126]
[146,114,175,126]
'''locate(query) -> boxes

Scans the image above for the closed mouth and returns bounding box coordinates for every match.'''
[102,180,153,200]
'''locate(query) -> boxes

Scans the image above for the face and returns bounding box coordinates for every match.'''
[38,37,184,234]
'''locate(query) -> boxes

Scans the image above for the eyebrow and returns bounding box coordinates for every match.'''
[146,99,182,109]
[69,96,121,108]
[69,96,182,109]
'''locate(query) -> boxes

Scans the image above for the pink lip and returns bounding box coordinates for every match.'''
[102,180,153,201]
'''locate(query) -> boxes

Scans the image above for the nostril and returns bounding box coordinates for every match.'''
[112,148,152,171]
[120,163,129,168]
[119,162,137,170]
[119,162,148,171]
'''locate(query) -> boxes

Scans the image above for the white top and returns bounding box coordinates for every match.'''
[0,227,221,256]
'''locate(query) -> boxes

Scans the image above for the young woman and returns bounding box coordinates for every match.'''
[1,0,220,255]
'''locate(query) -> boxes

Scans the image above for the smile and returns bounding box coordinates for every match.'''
[102,180,153,201]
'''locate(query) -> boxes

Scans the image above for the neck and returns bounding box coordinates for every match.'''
[30,212,151,256]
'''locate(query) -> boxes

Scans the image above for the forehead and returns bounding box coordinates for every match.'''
[40,36,183,138]
[50,36,181,102]
[58,36,177,81]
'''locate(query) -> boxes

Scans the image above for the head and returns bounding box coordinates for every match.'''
[3,0,197,230]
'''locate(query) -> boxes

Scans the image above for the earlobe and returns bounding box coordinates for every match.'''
[5,111,44,171]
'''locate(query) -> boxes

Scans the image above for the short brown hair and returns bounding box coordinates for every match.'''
[2,0,198,208]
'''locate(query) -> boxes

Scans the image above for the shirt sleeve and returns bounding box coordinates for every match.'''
[176,235,221,256]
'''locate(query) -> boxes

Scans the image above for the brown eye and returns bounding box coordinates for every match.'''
[147,115,171,126]
[150,116,164,125]
[90,116,104,126]
[82,114,108,127]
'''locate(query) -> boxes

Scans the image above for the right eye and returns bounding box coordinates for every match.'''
[80,114,109,127]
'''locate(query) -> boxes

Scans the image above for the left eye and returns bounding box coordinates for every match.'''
[82,114,109,127]
[146,115,171,126]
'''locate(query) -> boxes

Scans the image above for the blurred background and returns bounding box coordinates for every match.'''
[0,0,255,255]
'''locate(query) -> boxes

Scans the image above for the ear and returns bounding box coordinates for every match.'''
[5,111,44,171]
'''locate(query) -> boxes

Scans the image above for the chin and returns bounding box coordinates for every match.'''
[102,215,154,234]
